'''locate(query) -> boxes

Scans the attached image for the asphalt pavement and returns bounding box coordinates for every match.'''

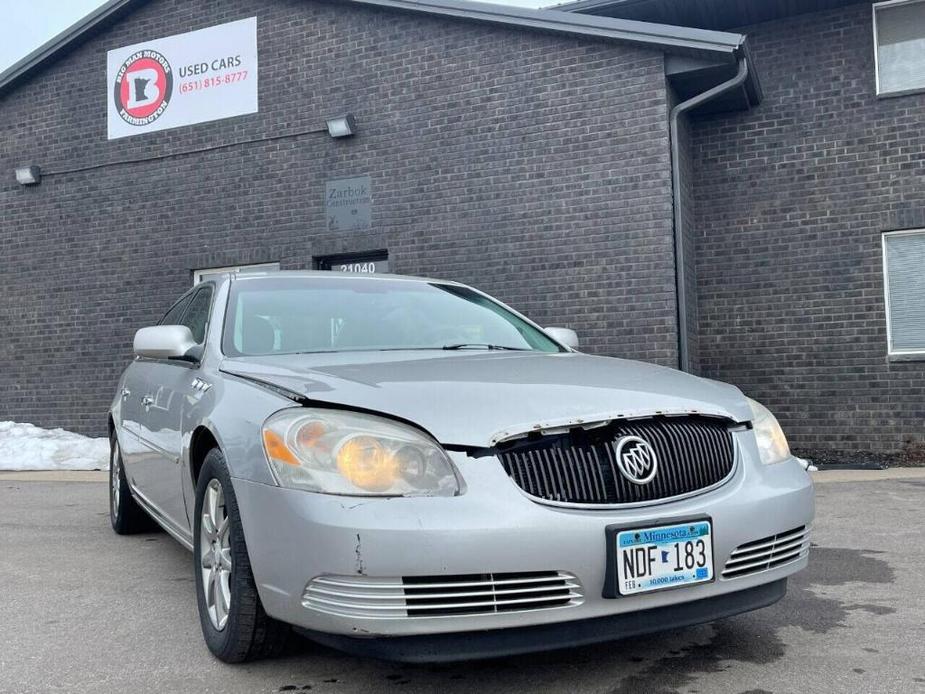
[1,470,924,694]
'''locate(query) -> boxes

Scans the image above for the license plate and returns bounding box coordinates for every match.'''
[616,520,714,596]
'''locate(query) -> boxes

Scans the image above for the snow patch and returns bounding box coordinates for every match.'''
[0,421,109,471]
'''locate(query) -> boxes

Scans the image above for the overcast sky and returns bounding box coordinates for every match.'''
[0,0,554,74]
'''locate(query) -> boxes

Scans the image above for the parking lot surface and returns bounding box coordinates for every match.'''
[1,471,924,694]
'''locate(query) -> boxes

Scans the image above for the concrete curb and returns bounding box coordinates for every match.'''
[0,470,108,482]
[811,467,925,483]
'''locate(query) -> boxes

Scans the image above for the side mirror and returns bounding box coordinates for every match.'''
[133,325,198,360]
[545,327,580,350]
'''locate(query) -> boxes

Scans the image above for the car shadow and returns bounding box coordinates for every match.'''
[240,545,897,694]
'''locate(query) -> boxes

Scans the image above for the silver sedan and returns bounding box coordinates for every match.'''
[109,271,814,663]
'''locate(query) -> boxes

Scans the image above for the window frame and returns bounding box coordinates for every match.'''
[193,262,280,285]
[145,283,215,367]
[881,228,925,358]
[873,0,925,98]
[158,291,195,327]
[178,284,215,346]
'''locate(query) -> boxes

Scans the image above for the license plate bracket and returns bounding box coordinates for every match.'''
[602,515,715,598]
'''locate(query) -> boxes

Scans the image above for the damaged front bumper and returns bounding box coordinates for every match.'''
[232,443,814,655]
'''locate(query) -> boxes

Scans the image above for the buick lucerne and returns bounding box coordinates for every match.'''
[109,272,814,663]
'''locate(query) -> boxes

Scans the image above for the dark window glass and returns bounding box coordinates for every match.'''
[159,295,193,326]
[180,287,213,344]
[876,1,925,95]
[222,277,564,356]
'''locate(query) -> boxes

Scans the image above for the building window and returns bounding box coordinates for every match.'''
[874,0,925,96]
[193,262,280,285]
[883,229,925,356]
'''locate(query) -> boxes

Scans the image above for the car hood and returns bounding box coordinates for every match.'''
[220,351,751,447]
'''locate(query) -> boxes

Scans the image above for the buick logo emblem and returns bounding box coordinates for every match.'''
[614,436,658,485]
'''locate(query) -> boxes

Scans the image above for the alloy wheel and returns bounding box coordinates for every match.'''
[200,478,233,631]
[110,442,121,514]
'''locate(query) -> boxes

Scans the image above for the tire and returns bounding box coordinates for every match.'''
[194,448,290,663]
[109,431,153,534]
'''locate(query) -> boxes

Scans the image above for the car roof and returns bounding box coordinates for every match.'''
[230,270,462,286]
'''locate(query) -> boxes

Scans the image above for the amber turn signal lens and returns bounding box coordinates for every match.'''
[263,429,300,466]
[336,436,399,492]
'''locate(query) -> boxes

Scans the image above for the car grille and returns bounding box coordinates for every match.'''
[497,415,736,505]
[303,571,583,618]
[722,526,811,579]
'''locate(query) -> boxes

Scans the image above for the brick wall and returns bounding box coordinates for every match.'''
[0,0,678,435]
[692,2,925,455]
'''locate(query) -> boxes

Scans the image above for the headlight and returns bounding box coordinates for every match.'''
[747,397,791,465]
[262,408,461,496]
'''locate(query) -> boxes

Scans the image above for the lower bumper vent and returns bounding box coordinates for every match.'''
[722,526,811,579]
[303,571,583,618]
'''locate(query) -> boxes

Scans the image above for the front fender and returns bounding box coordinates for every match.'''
[181,370,295,487]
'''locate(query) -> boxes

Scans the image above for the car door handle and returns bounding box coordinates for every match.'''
[141,395,154,408]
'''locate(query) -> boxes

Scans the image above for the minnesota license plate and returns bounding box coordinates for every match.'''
[616,520,714,596]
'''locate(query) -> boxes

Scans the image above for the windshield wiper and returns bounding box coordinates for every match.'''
[442,343,527,351]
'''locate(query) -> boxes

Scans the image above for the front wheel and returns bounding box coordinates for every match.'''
[194,448,289,662]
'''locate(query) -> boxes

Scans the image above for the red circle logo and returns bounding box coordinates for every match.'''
[113,50,173,126]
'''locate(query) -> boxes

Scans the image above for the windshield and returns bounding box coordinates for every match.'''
[222,277,564,356]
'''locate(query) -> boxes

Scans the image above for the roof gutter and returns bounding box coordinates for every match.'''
[335,0,747,57]
[670,55,749,373]
[0,0,747,99]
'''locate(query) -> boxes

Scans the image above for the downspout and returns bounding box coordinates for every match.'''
[670,55,749,372]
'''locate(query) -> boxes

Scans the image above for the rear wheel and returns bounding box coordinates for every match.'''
[194,448,289,662]
[109,433,151,534]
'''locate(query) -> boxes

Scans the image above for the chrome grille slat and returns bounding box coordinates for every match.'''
[572,447,591,500]
[722,526,811,579]
[688,425,717,490]
[646,421,676,500]
[687,421,708,489]
[498,415,736,506]
[405,593,584,611]
[723,545,809,576]
[733,526,807,553]
[547,449,565,501]
[303,571,585,618]
[526,451,541,500]
[727,535,807,563]
[308,582,582,601]
[390,575,571,589]
[664,421,688,490]
[592,447,609,501]
[535,449,551,499]
[311,574,571,590]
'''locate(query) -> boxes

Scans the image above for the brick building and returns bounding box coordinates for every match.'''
[567,0,925,461]
[0,0,922,462]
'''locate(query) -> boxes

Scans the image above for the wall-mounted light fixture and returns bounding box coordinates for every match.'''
[15,165,41,186]
[326,114,357,139]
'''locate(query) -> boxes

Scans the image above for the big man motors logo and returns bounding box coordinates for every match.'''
[113,49,173,126]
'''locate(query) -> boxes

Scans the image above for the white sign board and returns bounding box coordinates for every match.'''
[106,18,258,140]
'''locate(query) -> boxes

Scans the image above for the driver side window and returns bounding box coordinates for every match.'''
[159,295,192,326]
[180,286,214,345]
